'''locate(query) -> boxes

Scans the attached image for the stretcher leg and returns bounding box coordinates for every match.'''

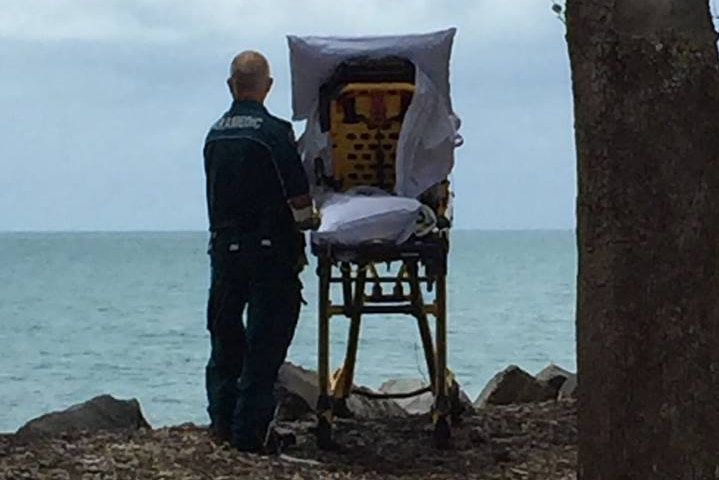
[433,273,451,449]
[316,257,333,449]
[406,260,437,387]
[333,265,367,417]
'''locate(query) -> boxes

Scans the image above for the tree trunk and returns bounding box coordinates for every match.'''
[567,1,719,478]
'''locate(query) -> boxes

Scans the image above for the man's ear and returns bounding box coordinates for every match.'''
[266,77,274,93]
[227,78,234,97]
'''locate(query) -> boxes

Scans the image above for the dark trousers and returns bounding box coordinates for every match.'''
[205,233,301,451]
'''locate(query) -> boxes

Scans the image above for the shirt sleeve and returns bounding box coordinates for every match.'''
[271,123,310,199]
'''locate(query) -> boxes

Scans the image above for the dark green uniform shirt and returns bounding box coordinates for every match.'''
[204,100,309,241]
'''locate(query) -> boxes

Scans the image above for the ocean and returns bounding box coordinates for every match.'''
[0,230,576,433]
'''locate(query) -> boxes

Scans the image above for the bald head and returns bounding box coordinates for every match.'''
[227,51,273,101]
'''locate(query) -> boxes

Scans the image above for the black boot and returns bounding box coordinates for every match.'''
[264,426,297,455]
[208,423,232,444]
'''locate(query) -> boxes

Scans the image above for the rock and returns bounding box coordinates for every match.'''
[378,378,474,415]
[15,395,150,439]
[275,363,318,420]
[474,365,556,409]
[535,364,574,398]
[274,363,406,421]
[378,378,433,415]
[558,374,577,400]
[346,387,407,419]
[1,399,579,480]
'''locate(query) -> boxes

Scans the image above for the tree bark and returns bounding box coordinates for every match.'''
[567,1,719,478]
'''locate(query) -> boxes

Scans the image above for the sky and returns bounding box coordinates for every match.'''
[0,0,575,231]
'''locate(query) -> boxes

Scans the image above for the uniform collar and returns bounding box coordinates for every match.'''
[229,100,266,113]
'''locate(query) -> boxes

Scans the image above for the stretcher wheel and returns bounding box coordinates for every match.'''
[316,415,334,450]
[332,399,354,419]
[433,416,451,450]
[449,380,464,425]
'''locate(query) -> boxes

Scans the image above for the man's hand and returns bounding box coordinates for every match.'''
[288,194,319,231]
[296,215,320,231]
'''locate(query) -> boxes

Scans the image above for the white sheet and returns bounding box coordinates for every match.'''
[311,192,423,246]
[288,29,462,199]
[287,29,456,120]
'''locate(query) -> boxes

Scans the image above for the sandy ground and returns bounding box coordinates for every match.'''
[0,400,576,480]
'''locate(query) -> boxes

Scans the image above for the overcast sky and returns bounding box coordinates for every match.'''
[0,0,574,231]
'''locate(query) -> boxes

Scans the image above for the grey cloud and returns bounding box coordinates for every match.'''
[0,3,575,231]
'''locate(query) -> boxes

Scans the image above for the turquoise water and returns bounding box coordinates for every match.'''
[0,231,576,432]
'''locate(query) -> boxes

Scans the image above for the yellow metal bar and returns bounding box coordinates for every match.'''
[431,257,452,449]
[392,263,407,297]
[398,263,408,278]
[336,265,367,399]
[367,263,380,278]
[368,263,383,299]
[318,259,332,400]
[406,260,437,389]
[435,273,448,400]
[340,262,352,313]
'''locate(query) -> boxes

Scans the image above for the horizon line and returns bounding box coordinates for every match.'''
[0,227,576,234]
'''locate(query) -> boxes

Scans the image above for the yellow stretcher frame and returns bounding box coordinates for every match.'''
[312,235,463,450]
[312,66,462,449]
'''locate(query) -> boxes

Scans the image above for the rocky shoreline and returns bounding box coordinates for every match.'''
[1,364,578,480]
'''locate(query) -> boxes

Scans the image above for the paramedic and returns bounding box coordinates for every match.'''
[203,50,313,452]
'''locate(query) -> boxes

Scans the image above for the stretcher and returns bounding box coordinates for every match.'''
[288,30,463,449]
